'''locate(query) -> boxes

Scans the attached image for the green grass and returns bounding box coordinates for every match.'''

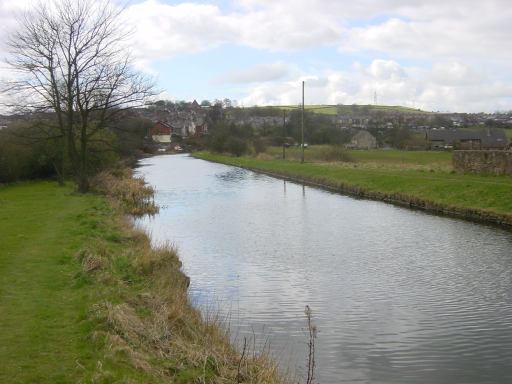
[194,151,512,220]
[1,182,101,382]
[345,149,451,165]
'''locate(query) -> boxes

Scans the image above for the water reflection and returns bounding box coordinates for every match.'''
[215,168,248,184]
[134,154,512,383]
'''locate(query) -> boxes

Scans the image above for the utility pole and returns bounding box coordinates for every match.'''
[282,110,286,160]
[301,80,305,163]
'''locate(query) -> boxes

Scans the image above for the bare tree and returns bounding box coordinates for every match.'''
[4,0,155,191]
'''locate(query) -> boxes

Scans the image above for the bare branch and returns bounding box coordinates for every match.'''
[3,0,156,192]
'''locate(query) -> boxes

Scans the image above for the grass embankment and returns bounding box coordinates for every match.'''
[0,175,281,383]
[194,149,512,226]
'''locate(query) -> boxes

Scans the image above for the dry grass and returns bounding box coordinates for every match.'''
[91,169,159,216]
[75,247,106,274]
[315,146,355,163]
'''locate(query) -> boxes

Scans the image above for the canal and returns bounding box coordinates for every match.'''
[134,154,512,383]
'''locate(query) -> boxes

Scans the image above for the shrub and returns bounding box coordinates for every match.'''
[317,146,355,162]
[90,169,158,216]
[252,138,267,154]
[225,137,248,157]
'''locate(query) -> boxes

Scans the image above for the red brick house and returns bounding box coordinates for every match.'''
[151,121,171,135]
[150,121,173,143]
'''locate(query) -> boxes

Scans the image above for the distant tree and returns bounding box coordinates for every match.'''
[4,0,155,191]
[432,115,453,128]
[110,116,154,156]
[386,126,412,149]
[0,120,63,182]
[200,100,211,107]
[207,101,224,124]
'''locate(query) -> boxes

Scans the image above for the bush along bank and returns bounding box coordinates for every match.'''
[0,173,283,383]
[193,152,512,228]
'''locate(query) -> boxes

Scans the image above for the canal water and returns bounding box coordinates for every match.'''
[134,154,512,383]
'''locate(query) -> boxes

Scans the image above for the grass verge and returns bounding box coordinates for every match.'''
[265,146,452,169]
[0,175,282,383]
[193,150,512,227]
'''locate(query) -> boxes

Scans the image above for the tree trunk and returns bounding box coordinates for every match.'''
[53,160,65,186]
[77,170,89,192]
[77,127,89,193]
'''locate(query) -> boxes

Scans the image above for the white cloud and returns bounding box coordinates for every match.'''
[430,61,486,86]
[341,1,512,60]
[0,0,36,55]
[122,0,234,59]
[238,59,511,112]
[122,0,512,75]
[365,59,407,80]
[214,62,292,84]
[122,0,343,61]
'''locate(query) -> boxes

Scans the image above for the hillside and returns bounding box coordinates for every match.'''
[262,104,429,115]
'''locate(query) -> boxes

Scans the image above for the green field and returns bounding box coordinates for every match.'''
[0,181,281,383]
[194,150,512,222]
[262,104,428,115]
[265,146,452,169]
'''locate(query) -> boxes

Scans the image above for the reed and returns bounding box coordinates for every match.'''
[91,169,158,216]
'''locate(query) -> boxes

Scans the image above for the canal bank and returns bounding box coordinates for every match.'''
[193,152,512,228]
[0,176,283,383]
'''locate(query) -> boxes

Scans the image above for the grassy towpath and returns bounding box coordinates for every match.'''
[193,151,512,226]
[0,182,109,382]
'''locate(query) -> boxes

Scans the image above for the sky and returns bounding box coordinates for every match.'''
[1,0,512,113]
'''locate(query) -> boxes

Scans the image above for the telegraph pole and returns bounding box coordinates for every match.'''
[301,80,305,163]
[282,110,286,159]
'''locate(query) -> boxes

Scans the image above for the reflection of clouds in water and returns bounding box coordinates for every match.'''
[134,154,512,384]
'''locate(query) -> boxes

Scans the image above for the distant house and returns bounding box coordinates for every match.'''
[427,128,507,150]
[195,123,208,135]
[348,130,377,149]
[150,121,173,143]
[187,99,203,113]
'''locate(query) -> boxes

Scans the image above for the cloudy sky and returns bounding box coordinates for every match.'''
[2,0,512,112]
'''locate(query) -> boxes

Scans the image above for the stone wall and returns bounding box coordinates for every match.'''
[453,150,512,175]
